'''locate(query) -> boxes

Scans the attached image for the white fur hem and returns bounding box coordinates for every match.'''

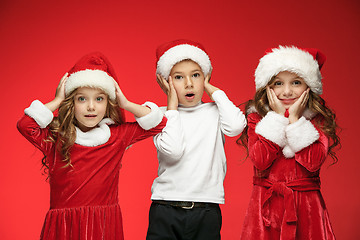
[135,102,164,130]
[285,116,319,155]
[65,69,116,99]
[156,44,212,79]
[24,100,53,128]
[255,111,289,147]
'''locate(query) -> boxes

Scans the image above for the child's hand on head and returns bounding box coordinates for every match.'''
[156,74,178,110]
[204,74,219,100]
[288,88,310,123]
[113,79,129,109]
[266,86,286,115]
[55,73,68,101]
[45,73,69,112]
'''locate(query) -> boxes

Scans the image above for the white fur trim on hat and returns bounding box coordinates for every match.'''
[24,100,54,128]
[156,44,212,79]
[255,46,323,94]
[65,69,116,100]
[283,116,319,158]
[255,111,289,147]
[135,101,164,130]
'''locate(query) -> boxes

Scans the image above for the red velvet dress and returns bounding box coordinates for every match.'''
[17,114,166,240]
[240,112,335,240]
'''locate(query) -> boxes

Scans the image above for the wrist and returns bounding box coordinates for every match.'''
[53,96,64,104]
[288,115,299,124]
[167,101,178,110]
[120,100,131,111]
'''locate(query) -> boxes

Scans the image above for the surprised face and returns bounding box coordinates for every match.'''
[74,87,108,132]
[169,60,205,107]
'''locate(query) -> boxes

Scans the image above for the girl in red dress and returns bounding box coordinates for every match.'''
[237,46,340,240]
[17,52,166,240]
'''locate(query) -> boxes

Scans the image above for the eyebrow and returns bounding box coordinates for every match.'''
[75,91,106,96]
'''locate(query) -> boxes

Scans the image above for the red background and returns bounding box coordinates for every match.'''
[1,0,359,239]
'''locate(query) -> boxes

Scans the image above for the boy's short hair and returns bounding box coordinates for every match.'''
[156,39,212,79]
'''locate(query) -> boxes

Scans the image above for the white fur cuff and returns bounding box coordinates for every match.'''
[285,116,319,153]
[24,100,53,128]
[135,102,164,130]
[255,111,289,147]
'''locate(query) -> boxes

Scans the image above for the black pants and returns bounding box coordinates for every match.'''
[146,202,222,240]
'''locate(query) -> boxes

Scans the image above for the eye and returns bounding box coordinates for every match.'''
[192,73,201,78]
[293,80,302,85]
[77,96,86,102]
[96,96,104,101]
[174,75,183,80]
[273,81,282,86]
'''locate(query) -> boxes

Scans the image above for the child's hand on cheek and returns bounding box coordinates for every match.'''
[204,74,219,100]
[157,74,178,110]
[266,86,286,115]
[288,88,310,123]
[113,79,129,109]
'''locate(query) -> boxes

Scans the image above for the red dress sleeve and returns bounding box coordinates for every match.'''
[118,117,167,147]
[247,113,281,171]
[17,114,55,156]
[294,121,329,172]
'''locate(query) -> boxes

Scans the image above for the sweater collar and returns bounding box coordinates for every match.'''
[178,101,203,110]
[75,118,115,147]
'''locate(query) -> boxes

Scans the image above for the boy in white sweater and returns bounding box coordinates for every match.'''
[146,39,247,240]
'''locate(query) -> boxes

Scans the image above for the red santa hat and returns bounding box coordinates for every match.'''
[255,46,326,95]
[65,52,118,100]
[156,39,212,79]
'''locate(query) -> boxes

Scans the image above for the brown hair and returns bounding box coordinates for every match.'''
[237,81,341,164]
[42,89,124,171]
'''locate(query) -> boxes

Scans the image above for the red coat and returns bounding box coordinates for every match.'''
[17,114,166,240]
[240,111,335,240]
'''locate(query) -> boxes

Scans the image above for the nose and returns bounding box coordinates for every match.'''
[87,100,95,111]
[282,84,293,97]
[185,76,193,88]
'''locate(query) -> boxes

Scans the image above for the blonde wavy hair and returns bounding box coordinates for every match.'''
[41,88,124,172]
[237,78,341,164]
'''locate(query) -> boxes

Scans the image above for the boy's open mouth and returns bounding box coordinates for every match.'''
[185,93,195,97]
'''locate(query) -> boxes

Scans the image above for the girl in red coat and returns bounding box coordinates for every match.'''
[17,52,166,240]
[237,46,340,240]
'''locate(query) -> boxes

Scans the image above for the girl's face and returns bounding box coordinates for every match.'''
[169,60,205,107]
[270,71,308,108]
[74,87,108,132]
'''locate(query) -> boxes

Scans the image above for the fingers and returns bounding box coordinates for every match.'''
[113,79,120,89]
[302,88,310,105]
[55,73,69,98]
[288,89,310,123]
[204,74,211,84]
[267,86,285,114]
[157,74,170,94]
[297,88,310,108]
[266,87,275,105]
[166,76,179,110]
